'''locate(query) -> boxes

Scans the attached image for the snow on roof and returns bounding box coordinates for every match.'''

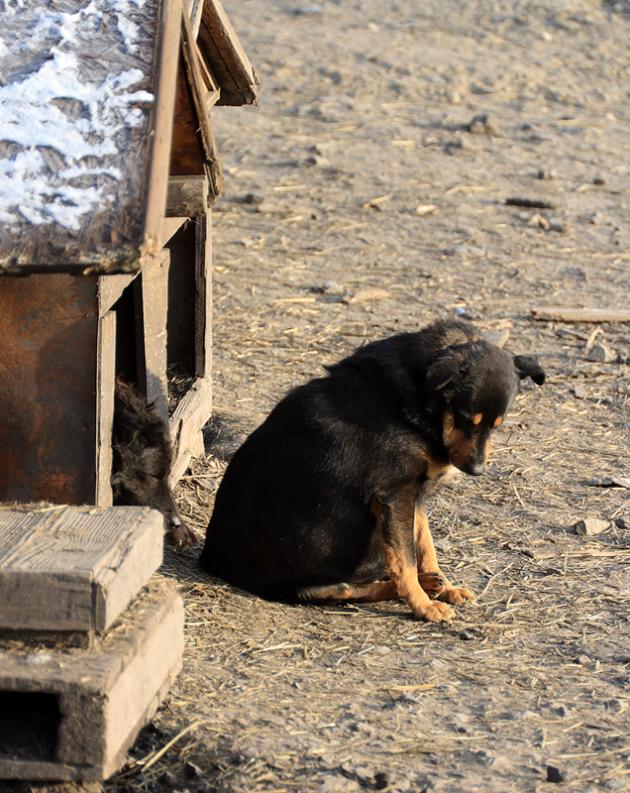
[0,0,159,270]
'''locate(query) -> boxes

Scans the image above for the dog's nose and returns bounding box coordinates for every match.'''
[465,461,485,476]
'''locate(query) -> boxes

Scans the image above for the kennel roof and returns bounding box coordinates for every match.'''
[0,0,257,275]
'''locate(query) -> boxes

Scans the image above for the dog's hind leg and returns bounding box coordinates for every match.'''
[297,581,398,603]
[414,504,475,606]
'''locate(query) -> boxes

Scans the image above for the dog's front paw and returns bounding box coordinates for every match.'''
[416,601,454,623]
[438,586,475,605]
[167,520,198,549]
[418,571,445,598]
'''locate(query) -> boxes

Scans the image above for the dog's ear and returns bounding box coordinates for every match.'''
[513,354,545,385]
[425,351,463,392]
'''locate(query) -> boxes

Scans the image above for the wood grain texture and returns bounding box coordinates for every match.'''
[95,312,117,507]
[0,579,183,781]
[0,506,163,633]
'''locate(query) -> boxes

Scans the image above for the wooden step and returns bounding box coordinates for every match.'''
[0,506,164,634]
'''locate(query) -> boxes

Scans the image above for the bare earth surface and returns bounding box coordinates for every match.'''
[103,1,629,792]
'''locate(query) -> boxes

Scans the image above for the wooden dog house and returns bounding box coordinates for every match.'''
[0,0,257,506]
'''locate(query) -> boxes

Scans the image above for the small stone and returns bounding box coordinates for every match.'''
[415,204,439,216]
[593,175,606,185]
[536,167,556,180]
[459,629,475,641]
[572,384,586,399]
[615,517,629,530]
[466,113,498,135]
[586,342,617,363]
[345,287,391,305]
[528,213,550,230]
[573,517,610,536]
[547,765,566,783]
[576,654,591,665]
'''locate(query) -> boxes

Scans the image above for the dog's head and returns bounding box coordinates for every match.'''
[425,341,545,476]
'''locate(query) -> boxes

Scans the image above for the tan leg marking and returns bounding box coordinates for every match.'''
[299,581,398,603]
[414,504,475,606]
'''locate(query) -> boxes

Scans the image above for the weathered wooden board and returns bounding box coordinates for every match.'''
[197,0,258,106]
[140,251,171,420]
[0,506,163,633]
[169,377,212,483]
[142,0,184,265]
[0,275,100,505]
[0,0,163,274]
[167,175,209,217]
[195,210,213,380]
[95,312,117,507]
[0,579,183,781]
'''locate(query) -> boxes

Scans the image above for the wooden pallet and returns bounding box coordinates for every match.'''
[0,579,183,782]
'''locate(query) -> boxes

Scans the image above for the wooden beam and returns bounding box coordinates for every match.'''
[181,9,223,199]
[95,311,116,506]
[169,376,211,484]
[141,250,171,420]
[195,210,212,379]
[166,175,208,217]
[186,0,204,35]
[197,0,258,106]
[142,0,183,258]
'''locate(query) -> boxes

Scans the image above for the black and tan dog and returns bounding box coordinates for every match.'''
[200,319,544,622]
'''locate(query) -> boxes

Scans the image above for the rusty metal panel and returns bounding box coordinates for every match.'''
[0,275,99,505]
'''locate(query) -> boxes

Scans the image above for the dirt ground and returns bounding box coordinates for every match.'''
[103,1,630,791]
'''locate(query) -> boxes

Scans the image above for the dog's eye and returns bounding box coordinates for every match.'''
[493,416,504,428]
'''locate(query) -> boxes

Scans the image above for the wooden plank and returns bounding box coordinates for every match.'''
[0,275,99,505]
[186,0,204,36]
[0,506,163,633]
[167,175,209,216]
[95,311,116,507]
[197,0,258,106]
[169,49,207,176]
[181,9,223,199]
[98,274,137,317]
[169,377,212,483]
[142,0,183,261]
[159,216,188,247]
[195,210,213,379]
[195,43,221,106]
[0,579,183,781]
[166,220,196,375]
[141,250,171,420]
[531,306,630,323]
